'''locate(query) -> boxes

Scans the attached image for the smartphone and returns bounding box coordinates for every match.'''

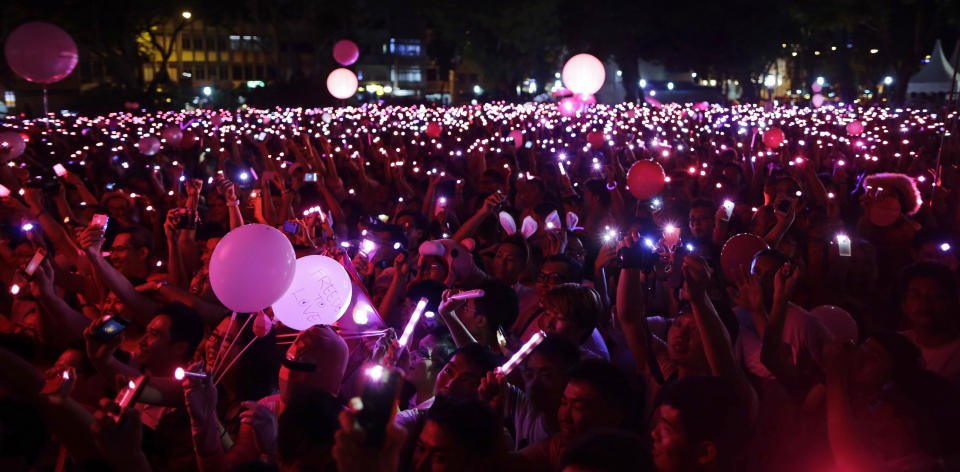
[53,163,68,177]
[305,172,318,182]
[24,247,47,277]
[92,214,109,231]
[356,364,402,446]
[282,221,299,234]
[111,375,149,420]
[256,132,267,141]
[40,367,76,396]
[649,198,663,212]
[837,234,852,257]
[174,209,197,230]
[94,315,130,342]
[722,200,735,220]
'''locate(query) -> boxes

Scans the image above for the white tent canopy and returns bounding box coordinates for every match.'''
[907,39,960,95]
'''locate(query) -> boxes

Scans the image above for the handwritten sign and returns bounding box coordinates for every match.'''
[272,255,353,330]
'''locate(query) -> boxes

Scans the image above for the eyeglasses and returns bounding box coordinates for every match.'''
[536,272,567,284]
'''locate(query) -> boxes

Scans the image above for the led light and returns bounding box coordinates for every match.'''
[496,332,545,376]
[9,283,20,295]
[398,298,428,348]
[365,364,384,381]
[940,243,951,252]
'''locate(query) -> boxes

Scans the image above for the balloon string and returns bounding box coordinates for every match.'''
[212,312,254,377]
[214,336,257,386]
[211,312,236,372]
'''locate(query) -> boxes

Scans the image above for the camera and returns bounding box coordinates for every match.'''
[93,315,130,342]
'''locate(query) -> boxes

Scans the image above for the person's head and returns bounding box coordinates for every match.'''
[434,342,498,399]
[898,261,959,332]
[138,303,204,375]
[912,231,959,271]
[397,210,429,248]
[414,396,500,472]
[535,254,583,301]
[109,227,152,277]
[688,199,715,241]
[517,178,547,210]
[277,391,341,472]
[558,359,631,438]
[103,194,132,221]
[99,291,128,320]
[565,234,587,266]
[560,429,655,472]
[492,235,530,285]
[666,309,708,371]
[418,255,449,284]
[524,335,580,414]
[206,193,228,226]
[749,249,790,310]
[280,325,350,403]
[456,279,519,340]
[583,179,611,208]
[407,334,456,393]
[539,284,602,345]
[202,314,279,400]
[652,376,748,472]
[849,333,923,393]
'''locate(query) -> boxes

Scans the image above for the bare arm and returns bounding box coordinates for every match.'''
[78,226,160,327]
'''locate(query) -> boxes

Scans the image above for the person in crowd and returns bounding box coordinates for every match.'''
[897,261,960,387]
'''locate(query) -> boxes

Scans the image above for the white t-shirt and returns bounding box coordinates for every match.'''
[900,329,960,388]
[734,303,833,379]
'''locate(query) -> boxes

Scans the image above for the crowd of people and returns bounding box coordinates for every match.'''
[1,100,959,472]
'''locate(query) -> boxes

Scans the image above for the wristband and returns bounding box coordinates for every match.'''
[225,199,240,207]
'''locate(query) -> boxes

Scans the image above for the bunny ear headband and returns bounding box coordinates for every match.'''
[499,211,538,239]
[566,211,583,231]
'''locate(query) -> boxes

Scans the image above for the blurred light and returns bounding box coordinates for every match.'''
[202,86,213,96]
[181,11,192,19]
[883,76,894,85]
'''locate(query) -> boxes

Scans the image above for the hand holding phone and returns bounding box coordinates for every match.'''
[23,247,47,277]
[111,375,148,420]
[53,163,68,177]
[94,315,130,342]
[355,364,402,446]
[92,214,109,232]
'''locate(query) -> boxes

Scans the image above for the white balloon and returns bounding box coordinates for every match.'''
[272,255,353,330]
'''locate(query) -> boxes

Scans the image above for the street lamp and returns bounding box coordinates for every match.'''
[883,76,894,86]
[202,86,212,97]
[182,11,192,19]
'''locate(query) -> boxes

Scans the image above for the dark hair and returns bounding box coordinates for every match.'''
[481,169,507,185]
[541,254,583,283]
[654,375,748,464]
[277,391,341,468]
[113,226,153,254]
[473,279,520,334]
[689,198,715,213]
[751,248,789,272]
[530,335,581,368]
[396,210,429,231]
[542,284,603,343]
[0,400,46,468]
[450,342,500,373]
[158,303,205,361]
[898,261,958,303]
[583,178,611,207]
[560,429,655,472]
[499,234,531,265]
[567,359,631,413]
[425,395,499,457]
[227,313,280,401]
[372,223,409,249]
[406,279,448,315]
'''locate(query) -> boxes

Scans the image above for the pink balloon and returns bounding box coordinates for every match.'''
[162,126,183,145]
[558,97,582,117]
[333,39,359,66]
[846,120,864,136]
[327,68,358,99]
[0,131,26,161]
[4,22,78,84]
[587,131,605,148]
[811,82,822,93]
[509,129,523,149]
[720,233,769,281]
[811,94,824,108]
[561,53,605,95]
[426,122,442,138]
[809,305,858,341]
[210,224,296,313]
[694,101,709,111]
[626,160,666,200]
[762,127,785,148]
[137,136,161,156]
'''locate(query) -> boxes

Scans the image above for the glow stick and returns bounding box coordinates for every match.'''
[174,367,207,380]
[448,289,485,301]
[397,298,428,349]
[496,331,545,376]
[558,161,566,175]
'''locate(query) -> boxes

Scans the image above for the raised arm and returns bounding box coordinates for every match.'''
[78,225,160,327]
[29,260,91,347]
[682,255,758,422]
[453,192,503,243]
[437,289,480,347]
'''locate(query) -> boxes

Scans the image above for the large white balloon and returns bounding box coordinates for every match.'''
[272,255,353,330]
[326,68,358,100]
[561,53,605,95]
